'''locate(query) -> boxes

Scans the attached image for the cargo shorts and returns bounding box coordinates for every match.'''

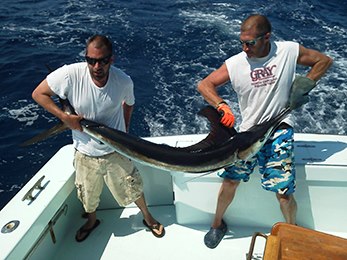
[74,150,143,212]
[219,126,296,195]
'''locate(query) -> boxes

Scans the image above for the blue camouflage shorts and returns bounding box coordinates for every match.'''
[219,126,296,195]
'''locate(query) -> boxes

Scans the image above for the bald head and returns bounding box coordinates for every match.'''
[86,35,113,56]
[241,14,272,35]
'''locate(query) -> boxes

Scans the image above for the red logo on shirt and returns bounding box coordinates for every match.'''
[250,65,277,87]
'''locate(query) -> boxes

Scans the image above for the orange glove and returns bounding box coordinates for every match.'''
[216,102,235,128]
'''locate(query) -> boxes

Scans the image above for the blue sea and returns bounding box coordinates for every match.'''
[0,0,346,210]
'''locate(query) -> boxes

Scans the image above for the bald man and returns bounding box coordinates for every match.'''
[197,14,332,249]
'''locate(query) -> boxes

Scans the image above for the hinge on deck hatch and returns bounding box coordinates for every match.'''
[48,204,68,244]
[24,204,68,259]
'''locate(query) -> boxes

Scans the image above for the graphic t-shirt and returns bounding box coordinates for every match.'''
[225,41,299,131]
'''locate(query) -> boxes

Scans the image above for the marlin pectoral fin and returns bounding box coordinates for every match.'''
[243,107,291,142]
[19,122,68,147]
[234,107,291,160]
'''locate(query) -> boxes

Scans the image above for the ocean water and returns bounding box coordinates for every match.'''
[0,0,346,210]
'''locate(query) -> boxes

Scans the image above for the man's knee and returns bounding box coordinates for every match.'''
[276,193,295,205]
[222,179,240,190]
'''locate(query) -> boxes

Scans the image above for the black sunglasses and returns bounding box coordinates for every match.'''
[85,55,112,66]
[239,34,266,47]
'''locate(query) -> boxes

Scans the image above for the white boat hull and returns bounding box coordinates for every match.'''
[1,133,347,259]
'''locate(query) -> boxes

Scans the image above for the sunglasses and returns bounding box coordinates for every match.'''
[239,34,266,47]
[85,55,112,66]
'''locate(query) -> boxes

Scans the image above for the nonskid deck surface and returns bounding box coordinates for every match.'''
[53,205,268,260]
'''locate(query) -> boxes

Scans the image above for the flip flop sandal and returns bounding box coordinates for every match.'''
[143,219,165,238]
[75,219,101,242]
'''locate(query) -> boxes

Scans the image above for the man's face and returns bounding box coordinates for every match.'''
[85,44,114,84]
[240,30,270,59]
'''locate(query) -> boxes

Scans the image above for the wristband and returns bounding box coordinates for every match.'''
[215,100,228,109]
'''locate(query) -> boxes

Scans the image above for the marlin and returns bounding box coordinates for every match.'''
[21,76,315,173]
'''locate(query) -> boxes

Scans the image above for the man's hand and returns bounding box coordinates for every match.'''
[62,114,83,131]
[216,102,235,128]
[289,76,316,110]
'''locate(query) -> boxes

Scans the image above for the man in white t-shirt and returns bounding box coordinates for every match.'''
[32,35,165,242]
[197,14,332,249]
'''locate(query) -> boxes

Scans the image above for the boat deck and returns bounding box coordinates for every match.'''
[52,205,268,260]
[50,204,347,260]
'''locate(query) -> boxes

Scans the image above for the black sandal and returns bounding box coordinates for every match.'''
[143,219,165,238]
[75,219,100,242]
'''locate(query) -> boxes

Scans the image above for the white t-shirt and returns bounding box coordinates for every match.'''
[225,41,299,131]
[47,62,135,156]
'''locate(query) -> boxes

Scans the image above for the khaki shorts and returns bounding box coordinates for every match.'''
[74,150,143,212]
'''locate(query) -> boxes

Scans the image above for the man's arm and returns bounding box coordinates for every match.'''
[32,79,83,131]
[123,102,134,133]
[197,63,235,128]
[197,63,230,108]
[297,45,333,81]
